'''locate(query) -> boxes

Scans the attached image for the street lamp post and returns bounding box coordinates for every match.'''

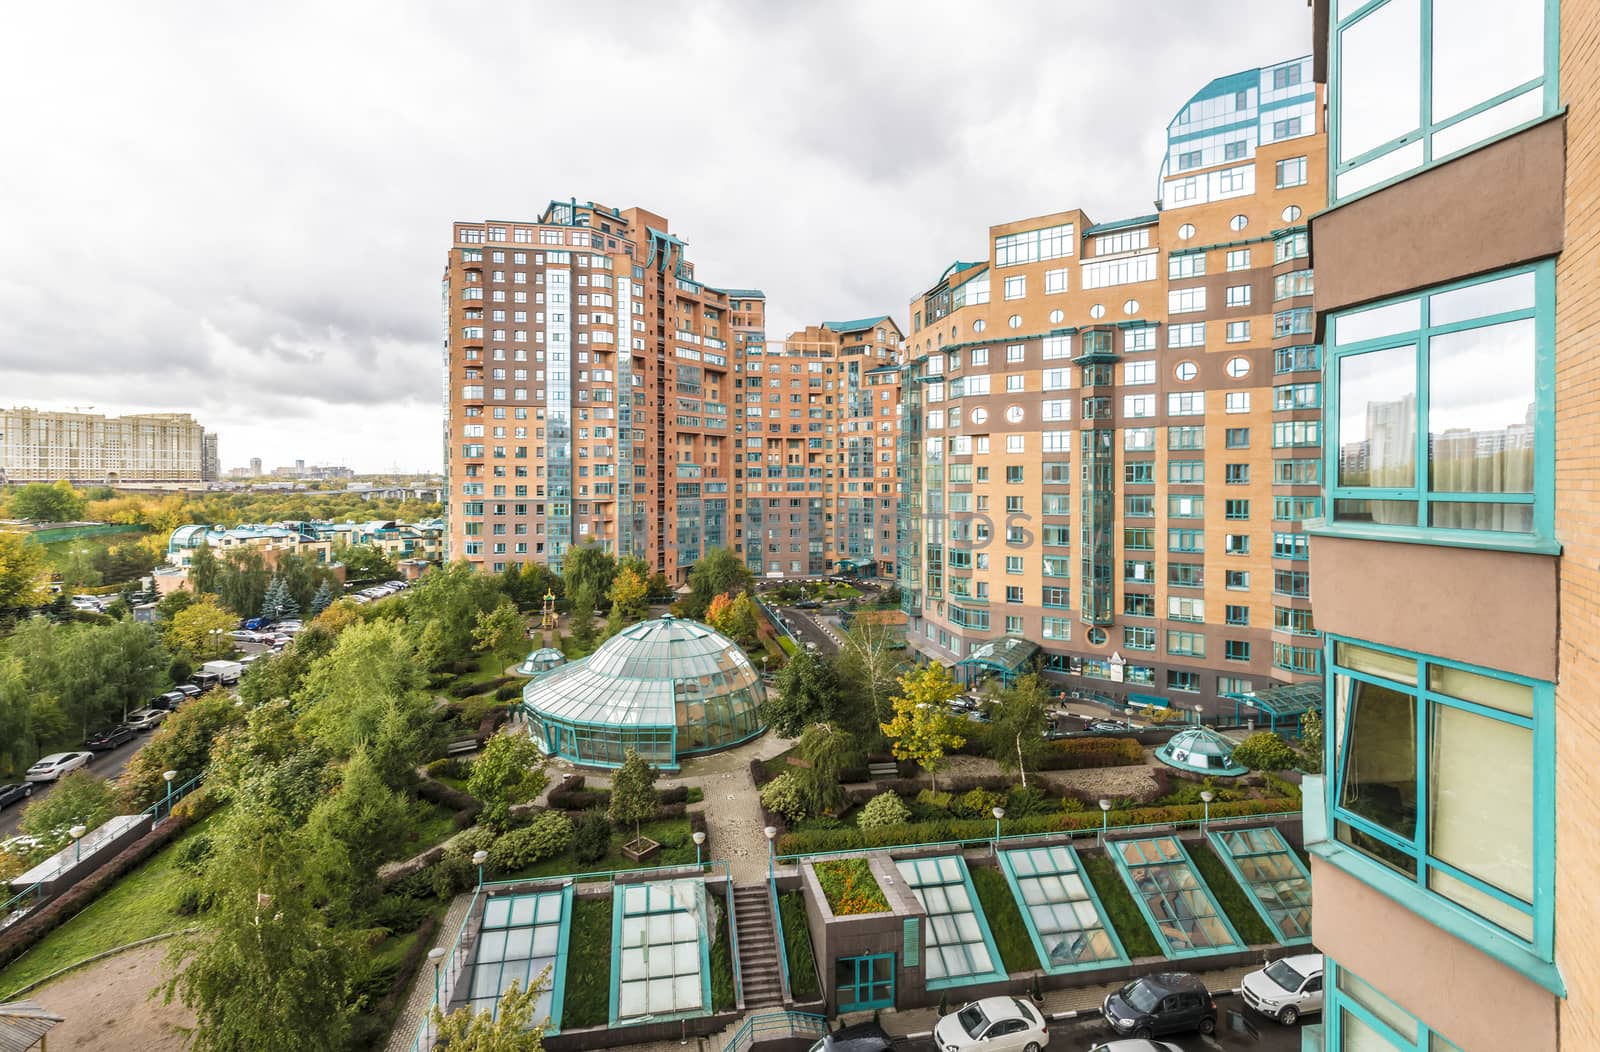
[762,655,769,680]
[991,806,1005,855]
[163,769,177,819]
[763,826,777,881]
[1098,799,1111,844]
[69,824,87,865]
[1200,790,1214,833]
[472,850,488,888]
[1193,703,1204,727]
[693,830,706,867]
[428,946,447,1003]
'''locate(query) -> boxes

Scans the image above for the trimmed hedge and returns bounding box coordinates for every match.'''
[546,784,689,812]
[775,797,1299,855]
[416,775,480,816]
[1043,736,1145,769]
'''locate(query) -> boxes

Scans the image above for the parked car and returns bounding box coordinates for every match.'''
[242,616,274,631]
[125,708,169,732]
[794,599,821,609]
[25,752,93,782]
[275,620,304,634]
[1087,1042,1184,1052]
[934,997,1049,1052]
[228,629,260,642]
[1101,973,1217,1040]
[808,1022,896,1052]
[152,690,189,711]
[84,725,136,751]
[190,671,221,691]
[1241,953,1324,1025]
[0,783,34,809]
[172,683,202,699]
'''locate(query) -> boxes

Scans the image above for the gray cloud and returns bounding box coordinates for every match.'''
[0,0,1311,472]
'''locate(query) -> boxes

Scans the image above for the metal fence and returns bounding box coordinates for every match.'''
[716,1011,828,1052]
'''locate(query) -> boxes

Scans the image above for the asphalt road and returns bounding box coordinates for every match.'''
[0,732,148,839]
[900,1006,1307,1052]
[778,606,844,656]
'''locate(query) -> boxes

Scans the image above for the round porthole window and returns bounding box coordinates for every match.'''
[1230,214,1248,231]
[971,407,988,425]
[1087,627,1108,646]
[1282,205,1302,222]
[1008,314,1023,329]
[951,325,958,340]
[1123,299,1139,315]
[1089,304,1106,320]
[1050,309,1064,324]
[1178,223,1196,240]
[1176,361,1198,382]
[1226,356,1250,378]
[973,318,987,333]
[1006,405,1024,424]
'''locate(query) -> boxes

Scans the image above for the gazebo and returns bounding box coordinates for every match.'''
[1155,726,1248,777]
[956,636,1040,688]
[516,647,567,678]
[1223,682,1320,738]
[0,1000,64,1051]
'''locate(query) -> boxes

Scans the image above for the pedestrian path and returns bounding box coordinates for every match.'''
[384,890,476,1052]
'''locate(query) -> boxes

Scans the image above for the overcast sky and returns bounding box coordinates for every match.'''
[0,1,1311,474]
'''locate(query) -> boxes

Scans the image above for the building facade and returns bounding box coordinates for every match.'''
[0,407,209,484]
[443,204,765,582]
[1302,0,1592,1048]
[201,432,220,482]
[897,57,1325,714]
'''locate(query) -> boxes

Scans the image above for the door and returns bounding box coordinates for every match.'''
[835,953,894,1012]
[982,1019,1029,1052]
[1301,974,1324,1015]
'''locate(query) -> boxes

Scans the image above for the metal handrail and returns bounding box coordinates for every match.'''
[767,875,792,1004]
[410,885,484,1051]
[139,770,207,825]
[718,1010,828,1052]
[776,810,1303,864]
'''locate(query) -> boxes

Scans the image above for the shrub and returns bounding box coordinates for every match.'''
[173,832,214,874]
[494,684,521,701]
[915,788,953,812]
[1045,736,1145,769]
[447,825,500,859]
[1231,731,1300,772]
[953,787,1005,820]
[1005,785,1050,818]
[487,810,573,872]
[856,791,912,829]
[572,808,612,864]
[760,772,808,823]
[429,853,475,898]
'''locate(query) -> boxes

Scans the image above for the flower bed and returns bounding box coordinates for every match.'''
[813,858,890,915]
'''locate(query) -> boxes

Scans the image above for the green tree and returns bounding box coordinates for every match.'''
[645,571,672,599]
[608,748,659,847]
[59,546,102,590]
[430,976,549,1051]
[832,619,904,739]
[189,541,220,595]
[0,532,50,613]
[296,619,433,787]
[308,580,334,617]
[120,692,246,810]
[19,769,119,848]
[561,545,616,609]
[338,544,398,583]
[881,664,966,791]
[165,595,236,660]
[9,481,85,523]
[1298,708,1324,774]
[684,547,753,620]
[216,547,270,618]
[303,747,413,913]
[163,807,362,1051]
[268,553,333,614]
[763,651,841,737]
[607,565,648,623]
[7,617,169,734]
[986,674,1049,789]
[406,561,504,671]
[567,584,597,653]
[1231,731,1300,772]
[474,599,524,655]
[792,722,859,816]
[467,730,550,831]
[155,589,197,622]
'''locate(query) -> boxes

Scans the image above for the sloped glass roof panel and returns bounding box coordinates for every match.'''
[612,878,711,1025]
[998,844,1128,973]
[1109,835,1247,958]
[468,887,571,1031]
[1209,827,1313,943]
[895,855,1007,989]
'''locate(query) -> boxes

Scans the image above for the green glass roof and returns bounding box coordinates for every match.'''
[823,315,892,334]
[957,636,1039,675]
[1155,727,1248,776]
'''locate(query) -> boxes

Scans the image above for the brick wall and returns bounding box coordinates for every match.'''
[1556,0,1600,1046]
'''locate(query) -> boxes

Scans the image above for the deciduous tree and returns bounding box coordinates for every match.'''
[881,664,966,791]
[762,651,841,737]
[833,619,904,740]
[986,674,1049,789]
[430,975,549,1051]
[165,595,236,660]
[607,565,648,623]
[467,730,549,831]
[608,748,659,847]
[20,769,118,849]
[684,548,752,620]
[189,540,219,595]
[474,599,524,655]
[338,544,398,583]
[0,532,49,613]
[8,481,84,523]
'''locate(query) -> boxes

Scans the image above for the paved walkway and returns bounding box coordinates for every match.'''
[384,890,477,1052]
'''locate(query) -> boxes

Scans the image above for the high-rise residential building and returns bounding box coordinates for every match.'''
[732,318,903,580]
[444,203,765,581]
[1303,0,1590,1048]
[0,407,209,485]
[896,56,1323,712]
[201,432,220,482]
[249,457,262,476]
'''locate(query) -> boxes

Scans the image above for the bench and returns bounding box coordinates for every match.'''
[446,739,479,757]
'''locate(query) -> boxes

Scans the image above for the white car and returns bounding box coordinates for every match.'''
[1241,953,1324,1025]
[125,708,168,732]
[934,997,1049,1052]
[1088,1042,1183,1052]
[25,752,93,782]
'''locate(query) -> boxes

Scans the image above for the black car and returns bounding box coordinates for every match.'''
[152,690,188,711]
[0,783,33,810]
[1102,972,1218,1039]
[84,725,137,751]
[794,599,821,609]
[808,1022,895,1052]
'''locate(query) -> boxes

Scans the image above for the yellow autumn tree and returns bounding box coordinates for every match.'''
[880,664,966,791]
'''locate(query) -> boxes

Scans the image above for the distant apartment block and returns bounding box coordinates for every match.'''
[155,518,445,593]
[201,432,220,482]
[896,56,1325,713]
[0,407,212,484]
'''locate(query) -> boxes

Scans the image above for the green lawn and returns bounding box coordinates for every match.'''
[1081,853,1162,960]
[778,891,819,999]
[0,817,213,997]
[1188,841,1276,945]
[970,866,1041,973]
[561,896,612,1028]
[392,799,460,861]
[501,817,695,882]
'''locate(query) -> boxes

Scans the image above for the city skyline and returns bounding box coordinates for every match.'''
[0,0,1307,472]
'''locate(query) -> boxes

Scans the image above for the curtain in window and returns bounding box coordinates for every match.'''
[1339,680,1418,838]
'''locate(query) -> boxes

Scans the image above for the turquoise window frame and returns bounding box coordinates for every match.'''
[997,844,1130,976]
[1207,828,1313,945]
[1106,835,1246,959]
[1328,0,1561,206]
[1317,261,1557,553]
[1322,960,1463,1050]
[1320,634,1562,993]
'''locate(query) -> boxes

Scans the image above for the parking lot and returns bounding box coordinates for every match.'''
[0,733,146,839]
[899,1007,1307,1052]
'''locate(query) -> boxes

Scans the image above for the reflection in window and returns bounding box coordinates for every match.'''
[1338,345,1416,489]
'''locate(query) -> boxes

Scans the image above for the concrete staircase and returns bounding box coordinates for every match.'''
[731,884,786,1009]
